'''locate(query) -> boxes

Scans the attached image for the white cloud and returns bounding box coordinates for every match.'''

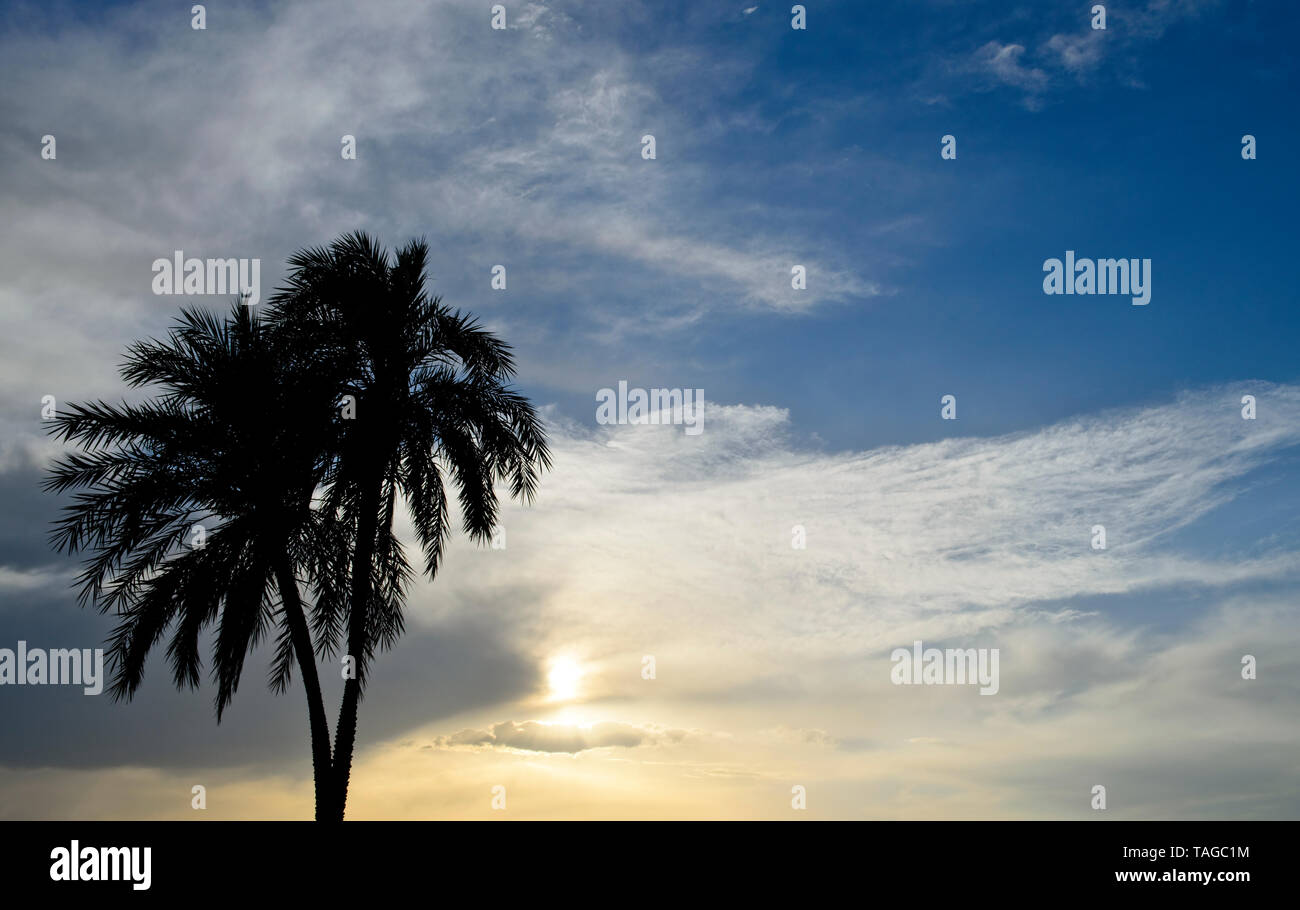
[955,1,1222,107]
[973,41,1049,95]
[431,720,691,753]
[421,382,1300,674]
[1043,31,1108,74]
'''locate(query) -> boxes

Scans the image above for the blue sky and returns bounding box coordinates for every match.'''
[0,0,1297,819]
[589,0,1300,449]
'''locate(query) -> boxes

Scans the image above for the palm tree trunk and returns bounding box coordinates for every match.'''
[274,561,333,822]
[328,480,382,821]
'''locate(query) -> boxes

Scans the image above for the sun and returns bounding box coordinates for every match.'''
[546,656,583,701]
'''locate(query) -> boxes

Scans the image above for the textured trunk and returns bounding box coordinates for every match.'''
[275,560,333,822]
[328,478,383,821]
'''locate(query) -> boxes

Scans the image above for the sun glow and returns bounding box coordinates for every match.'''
[546,656,583,701]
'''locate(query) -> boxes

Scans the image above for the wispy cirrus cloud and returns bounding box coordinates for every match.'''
[0,0,889,449]
[423,381,1300,676]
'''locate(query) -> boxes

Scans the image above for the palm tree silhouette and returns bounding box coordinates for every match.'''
[45,232,550,820]
[45,304,343,818]
[268,232,550,820]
